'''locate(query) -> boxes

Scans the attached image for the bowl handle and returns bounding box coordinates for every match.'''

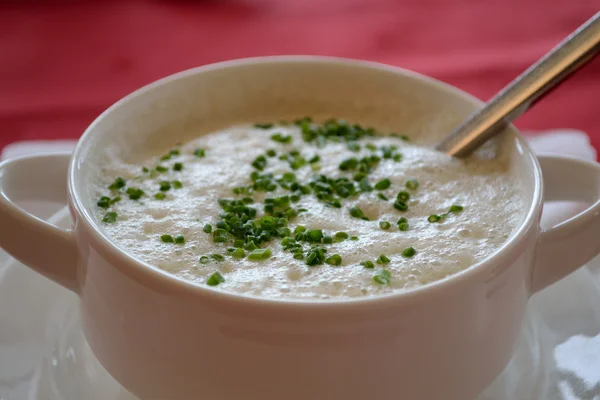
[0,152,79,293]
[531,154,600,293]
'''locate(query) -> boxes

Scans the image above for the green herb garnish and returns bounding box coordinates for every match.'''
[349,206,369,221]
[379,221,391,230]
[374,178,391,190]
[347,142,361,152]
[102,211,118,223]
[199,256,210,264]
[377,193,388,201]
[402,247,416,258]
[174,235,185,244]
[156,165,168,173]
[108,177,126,191]
[325,254,342,266]
[271,133,292,143]
[161,234,174,243]
[207,271,225,286]
[173,162,183,171]
[428,215,442,223]
[194,148,206,158]
[373,269,391,285]
[397,217,409,231]
[203,224,212,233]
[212,253,225,262]
[266,149,277,157]
[247,248,272,261]
[154,193,167,200]
[334,232,349,242]
[361,260,375,269]
[126,187,145,200]
[251,155,267,171]
[376,254,390,264]
[306,229,324,243]
[97,196,111,209]
[405,179,419,190]
[255,123,274,129]
[231,248,246,258]
[159,181,171,191]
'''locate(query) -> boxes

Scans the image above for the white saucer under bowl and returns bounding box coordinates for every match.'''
[1,207,600,400]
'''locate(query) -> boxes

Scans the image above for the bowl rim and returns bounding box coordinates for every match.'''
[68,55,543,311]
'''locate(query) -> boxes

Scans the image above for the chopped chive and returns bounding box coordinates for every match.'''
[154,192,167,200]
[266,149,277,157]
[361,260,375,269]
[199,256,210,264]
[350,236,359,241]
[232,248,246,258]
[377,193,389,201]
[207,271,225,286]
[449,205,464,213]
[194,148,206,158]
[255,123,274,129]
[325,254,342,266]
[405,179,419,190]
[156,165,168,173]
[396,191,410,202]
[339,157,359,171]
[102,211,118,223]
[108,177,126,190]
[173,180,183,189]
[173,162,183,171]
[379,221,391,230]
[270,133,292,143]
[110,196,121,204]
[251,155,267,171]
[359,178,373,192]
[126,187,145,200]
[393,200,408,211]
[402,247,416,258]
[347,142,361,152]
[203,224,212,233]
[373,269,392,285]
[248,248,272,261]
[161,234,174,243]
[365,143,377,151]
[306,229,323,243]
[349,206,369,221]
[376,254,390,264]
[308,154,320,164]
[294,225,307,234]
[174,235,185,244]
[322,235,333,244]
[212,253,225,262]
[334,232,349,242]
[374,178,391,190]
[97,196,111,209]
[159,181,171,191]
[212,228,229,243]
[244,241,258,251]
[428,214,442,223]
[393,153,403,162]
[397,217,409,231]
[142,167,149,173]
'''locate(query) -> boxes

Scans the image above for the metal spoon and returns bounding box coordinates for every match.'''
[436,12,600,158]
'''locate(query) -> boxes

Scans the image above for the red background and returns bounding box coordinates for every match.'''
[1,0,599,154]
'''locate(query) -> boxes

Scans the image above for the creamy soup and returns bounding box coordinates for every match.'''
[93,119,522,299]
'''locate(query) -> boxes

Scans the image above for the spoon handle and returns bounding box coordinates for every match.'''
[436,12,600,157]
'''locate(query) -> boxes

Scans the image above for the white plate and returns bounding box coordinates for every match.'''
[1,207,600,400]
